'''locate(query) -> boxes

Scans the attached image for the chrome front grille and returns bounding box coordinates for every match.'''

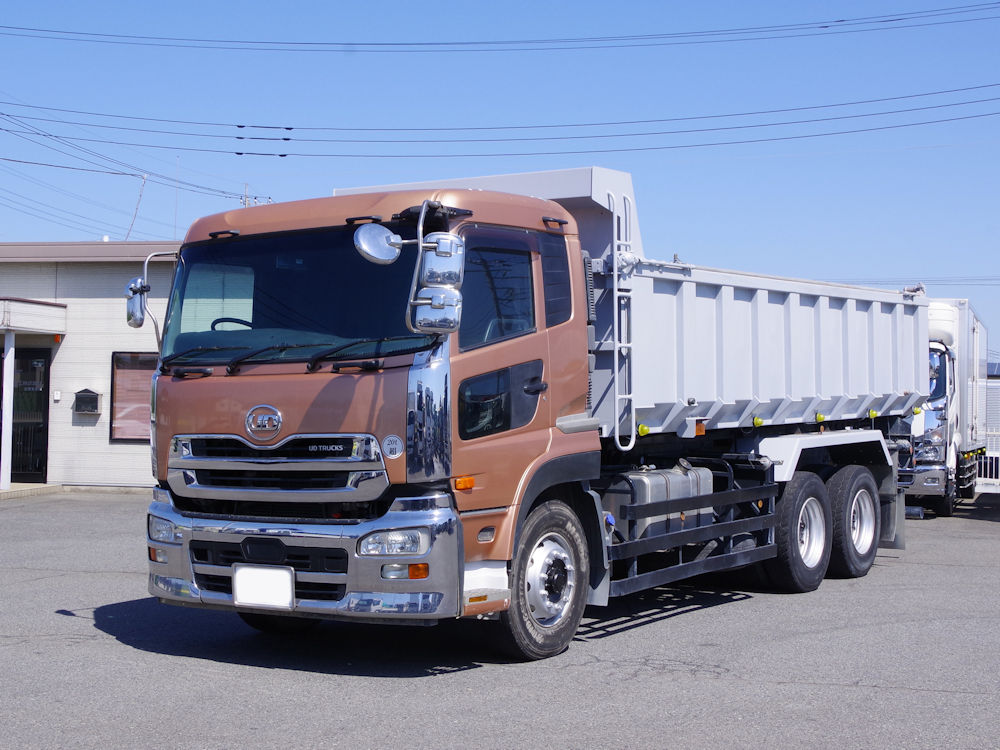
[166,433,390,508]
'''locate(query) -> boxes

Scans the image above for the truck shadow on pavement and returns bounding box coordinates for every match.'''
[84,583,754,676]
[954,492,1000,522]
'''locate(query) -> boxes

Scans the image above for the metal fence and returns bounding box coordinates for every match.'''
[977,431,1000,491]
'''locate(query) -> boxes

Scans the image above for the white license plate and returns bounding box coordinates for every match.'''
[232,564,294,610]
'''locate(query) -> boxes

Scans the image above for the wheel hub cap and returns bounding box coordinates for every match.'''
[524,534,576,627]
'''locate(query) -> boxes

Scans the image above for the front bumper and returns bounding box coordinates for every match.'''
[147,488,462,623]
[899,463,949,497]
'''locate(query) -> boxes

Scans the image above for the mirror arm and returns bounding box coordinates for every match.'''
[404,200,442,333]
[140,250,178,348]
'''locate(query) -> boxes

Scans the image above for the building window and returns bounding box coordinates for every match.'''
[111,352,158,441]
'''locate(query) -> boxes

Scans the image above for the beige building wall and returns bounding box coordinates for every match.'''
[1,244,176,486]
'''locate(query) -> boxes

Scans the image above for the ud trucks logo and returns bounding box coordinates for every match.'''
[245,405,282,439]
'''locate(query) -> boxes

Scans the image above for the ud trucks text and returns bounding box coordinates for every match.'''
[900,298,987,516]
[128,168,927,659]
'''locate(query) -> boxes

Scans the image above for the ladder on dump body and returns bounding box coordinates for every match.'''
[610,191,636,452]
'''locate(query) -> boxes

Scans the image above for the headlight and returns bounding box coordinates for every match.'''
[915,445,945,463]
[923,428,944,444]
[148,514,181,544]
[358,529,429,556]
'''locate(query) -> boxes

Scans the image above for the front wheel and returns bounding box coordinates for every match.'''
[827,465,881,578]
[764,471,832,593]
[499,500,590,660]
[936,478,957,517]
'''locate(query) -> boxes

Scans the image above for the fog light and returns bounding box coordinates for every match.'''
[381,563,409,579]
[358,529,428,556]
[381,563,430,580]
[148,515,180,544]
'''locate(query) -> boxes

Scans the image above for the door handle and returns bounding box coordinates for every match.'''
[523,378,548,395]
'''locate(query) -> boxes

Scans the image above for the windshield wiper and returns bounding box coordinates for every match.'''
[160,345,249,372]
[305,336,433,373]
[225,343,335,375]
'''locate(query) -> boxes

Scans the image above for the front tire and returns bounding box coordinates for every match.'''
[827,465,880,578]
[936,478,957,517]
[499,500,590,660]
[764,471,832,592]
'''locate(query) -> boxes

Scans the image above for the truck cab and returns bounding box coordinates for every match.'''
[902,299,987,515]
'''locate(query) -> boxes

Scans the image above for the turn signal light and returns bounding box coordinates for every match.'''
[455,476,475,491]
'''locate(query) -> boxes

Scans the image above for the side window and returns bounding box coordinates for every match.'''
[458,361,544,440]
[458,246,534,350]
[539,232,571,327]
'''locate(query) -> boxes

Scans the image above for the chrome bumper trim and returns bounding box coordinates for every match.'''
[147,490,462,621]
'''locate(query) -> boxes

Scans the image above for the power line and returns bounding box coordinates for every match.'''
[2,82,996,134]
[3,110,998,158]
[0,156,133,175]
[1,113,263,200]
[0,189,159,239]
[0,160,178,231]
[0,4,997,52]
[5,94,998,145]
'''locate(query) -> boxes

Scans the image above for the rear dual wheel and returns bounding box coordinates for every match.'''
[765,471,832,592]
[827,465,880,578]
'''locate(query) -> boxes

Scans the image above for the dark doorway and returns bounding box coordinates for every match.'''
[2,348,51,483]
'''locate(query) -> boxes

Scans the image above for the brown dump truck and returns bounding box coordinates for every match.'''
[131,168,926,659]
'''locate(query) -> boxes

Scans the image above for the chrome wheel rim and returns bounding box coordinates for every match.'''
[849,488,877,555]
[523,532,577,628]
[797,496,826,569]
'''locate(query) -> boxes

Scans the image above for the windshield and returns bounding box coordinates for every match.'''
[160,224,435,366]
[928,349,948,402]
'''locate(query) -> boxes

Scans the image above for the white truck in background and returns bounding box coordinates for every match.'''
[901,299,988,515]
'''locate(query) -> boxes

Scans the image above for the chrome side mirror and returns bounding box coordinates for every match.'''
[420,232,465,287]
[125,277,147,328]
[354,223,402,265]
[413,288,462,334]
[410,232,464,334]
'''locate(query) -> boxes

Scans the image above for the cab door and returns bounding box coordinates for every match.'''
[450,226,551,514]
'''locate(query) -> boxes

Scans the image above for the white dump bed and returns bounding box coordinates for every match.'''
[593,261,929,437]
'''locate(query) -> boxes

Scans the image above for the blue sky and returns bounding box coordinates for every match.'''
[1,1,998,351]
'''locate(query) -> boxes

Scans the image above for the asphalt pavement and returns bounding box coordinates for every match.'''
[1,488,997,748]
